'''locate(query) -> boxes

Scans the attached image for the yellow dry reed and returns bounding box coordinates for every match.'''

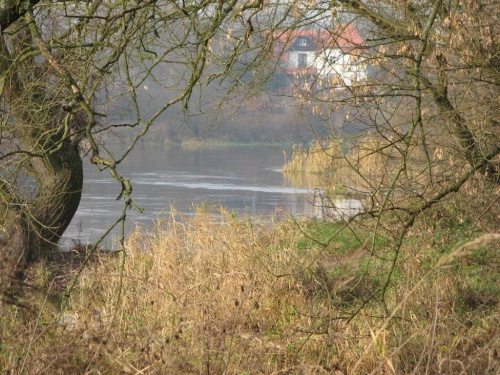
[0,208,498,374]
[283,140,343,174]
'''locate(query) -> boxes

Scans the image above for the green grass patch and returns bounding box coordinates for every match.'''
[297,220,390,255]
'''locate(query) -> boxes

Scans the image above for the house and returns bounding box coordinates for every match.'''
[273,24,368,88]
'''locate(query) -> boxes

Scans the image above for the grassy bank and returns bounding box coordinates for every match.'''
[176,138,293,149]
[1,207,498,374]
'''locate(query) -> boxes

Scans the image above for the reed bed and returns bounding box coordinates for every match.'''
[283,140,344,174]
[283,135,464,202]
[282,137,392,196]
[1,207,499,374]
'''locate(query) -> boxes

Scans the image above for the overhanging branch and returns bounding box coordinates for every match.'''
[0,0,40,31]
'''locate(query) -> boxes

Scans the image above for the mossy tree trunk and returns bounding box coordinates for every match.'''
[0,2,83,295]
[26,142,84,258]
[0,142,82,297]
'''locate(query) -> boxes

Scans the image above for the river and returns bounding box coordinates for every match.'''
[63,144,362,249]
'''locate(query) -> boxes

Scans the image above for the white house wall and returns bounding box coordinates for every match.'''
[314,48,367,87]
[287,51,317,68]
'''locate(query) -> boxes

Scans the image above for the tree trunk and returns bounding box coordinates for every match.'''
[0,141,83,300]
[28,142,84,260]
[0,4,84,301]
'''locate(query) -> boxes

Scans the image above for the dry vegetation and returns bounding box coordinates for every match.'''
[283,134,468,199]
[1,0,499,372]
[1,206,499,374]
[283,141,344,175]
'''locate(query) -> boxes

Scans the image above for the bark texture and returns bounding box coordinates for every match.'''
[1,3,83,302]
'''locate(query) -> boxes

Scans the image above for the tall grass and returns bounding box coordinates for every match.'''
[283,140,344,174]
[283,135,458,200]
[283,138,385,198]
[1,207,498,373]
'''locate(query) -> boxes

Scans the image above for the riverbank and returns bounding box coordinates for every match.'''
[1,207,498,373]
[174,138,295,149]
[96,136,295,148]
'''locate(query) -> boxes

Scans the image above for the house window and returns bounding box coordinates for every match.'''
[299,38,307,46]
[328,56,337,64]
[298,53,307,67]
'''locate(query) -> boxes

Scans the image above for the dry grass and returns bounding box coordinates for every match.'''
[282,135,460,198]
[283,137,396,197]
[283,140,344,174]
[1,207,499,374]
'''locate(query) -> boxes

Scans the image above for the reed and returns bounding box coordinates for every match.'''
[283,140,344,174]
[283,134,454,198]
[1,207,498,373]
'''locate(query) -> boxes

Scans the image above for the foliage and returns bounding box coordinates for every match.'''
[1,0,499,371]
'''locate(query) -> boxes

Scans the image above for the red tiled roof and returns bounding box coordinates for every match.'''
[272,24,364,52]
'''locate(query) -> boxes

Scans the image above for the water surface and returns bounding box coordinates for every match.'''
[64,144,317,247]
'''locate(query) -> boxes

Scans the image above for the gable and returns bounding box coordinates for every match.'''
[289,36,316,51]
[273,24,364,54]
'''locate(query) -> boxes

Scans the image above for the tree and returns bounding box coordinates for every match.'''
[283,0,500,303]
[0,0,289,297]
[2,0,499,304]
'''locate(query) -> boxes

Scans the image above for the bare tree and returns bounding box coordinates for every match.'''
[0,0,290,296]
[2,0,499,306]
[281,0,500,303]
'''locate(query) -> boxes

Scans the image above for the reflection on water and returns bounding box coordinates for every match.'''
[283,172,332,190]
[309,191,364,221]
[63,144,363,248]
